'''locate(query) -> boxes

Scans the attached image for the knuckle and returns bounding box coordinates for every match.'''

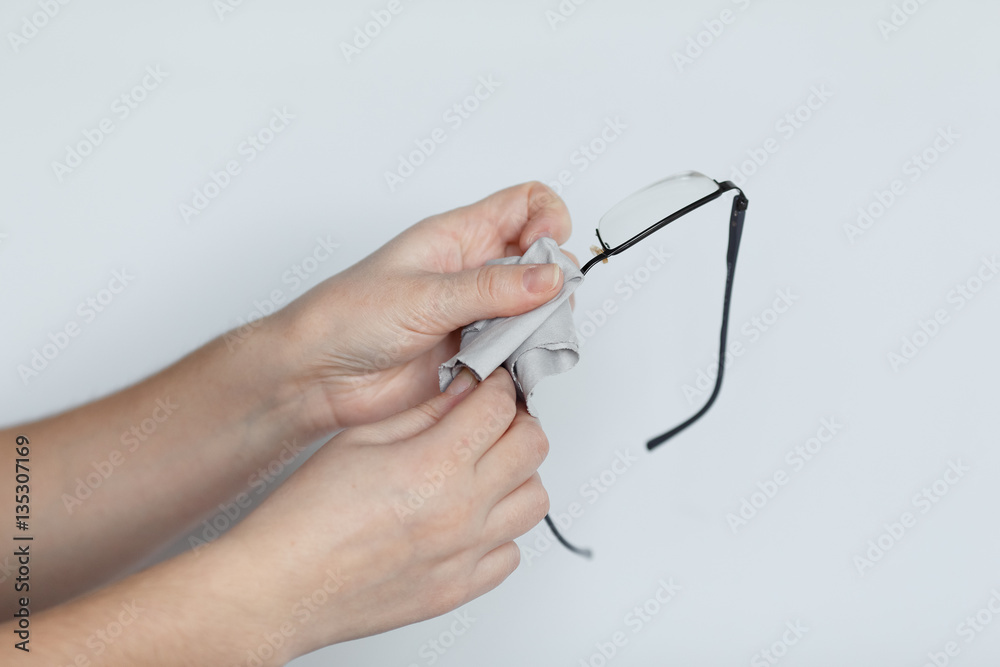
[478,377,517,427]
[504,541,522,573]
[428,576,471,615]
[526,181,564,216]
[419,501,475,553]
[418,280,446,327]
[486,366,517,408]
[477,544,520,593]
[411,400,445,426]
[474,266,504,305]
[512,418,548,465]
[492,394,518,428]
[531,482,550,521]
[390,275,435,333]
[526,426,549,463]
[525,180,558,205]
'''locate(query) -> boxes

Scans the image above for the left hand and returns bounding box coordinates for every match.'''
[269,181,576,435]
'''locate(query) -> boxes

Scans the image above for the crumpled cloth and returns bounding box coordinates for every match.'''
[438,237,584,415]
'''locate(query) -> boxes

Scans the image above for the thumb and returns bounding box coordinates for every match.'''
[355,368,482,445]
[428,262,564,333]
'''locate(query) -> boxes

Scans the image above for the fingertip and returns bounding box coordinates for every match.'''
[519,182,572,250]
[523,225,568,251]
[445,367,479,396]
[477,367,517,414]
[485,366,516,393]
[523,230,553,248]
[522,263,562,294]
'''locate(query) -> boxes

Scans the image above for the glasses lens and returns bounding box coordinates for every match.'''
[598,171,721,248]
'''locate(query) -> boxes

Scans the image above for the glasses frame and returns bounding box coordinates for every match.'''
[545,172,748,558]
[581,172,749,450]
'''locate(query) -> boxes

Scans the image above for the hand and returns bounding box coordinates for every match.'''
[220,368,549,662]
[271,181,575,433]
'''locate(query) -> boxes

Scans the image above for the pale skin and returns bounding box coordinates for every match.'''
[0,182,579,665]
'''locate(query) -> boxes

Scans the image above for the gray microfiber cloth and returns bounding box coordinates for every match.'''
[438,237,584,416]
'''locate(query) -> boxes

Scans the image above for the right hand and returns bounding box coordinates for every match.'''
[220,367,550,664]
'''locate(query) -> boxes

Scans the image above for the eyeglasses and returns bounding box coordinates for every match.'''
[546,170,749,557]
[584,170,748,447]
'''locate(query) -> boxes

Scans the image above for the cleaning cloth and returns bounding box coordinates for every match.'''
[438,237,584,415]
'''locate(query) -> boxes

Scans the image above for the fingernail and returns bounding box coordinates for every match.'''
[526,231,552,247]
[446,368,478,395]
[523,264,561,293]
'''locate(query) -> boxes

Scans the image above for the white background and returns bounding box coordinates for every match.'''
[3,0,1000,665]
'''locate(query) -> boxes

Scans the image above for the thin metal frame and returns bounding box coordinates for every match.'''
[582,174,747,448]
[545,173,748,558]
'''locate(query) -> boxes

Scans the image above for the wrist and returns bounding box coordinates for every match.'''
[223,309,343,443]
[190,537,303,667]
[212,514,350,664]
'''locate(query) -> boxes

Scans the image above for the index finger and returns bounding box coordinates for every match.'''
[457,181,573,262]
[418,368,518,466]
